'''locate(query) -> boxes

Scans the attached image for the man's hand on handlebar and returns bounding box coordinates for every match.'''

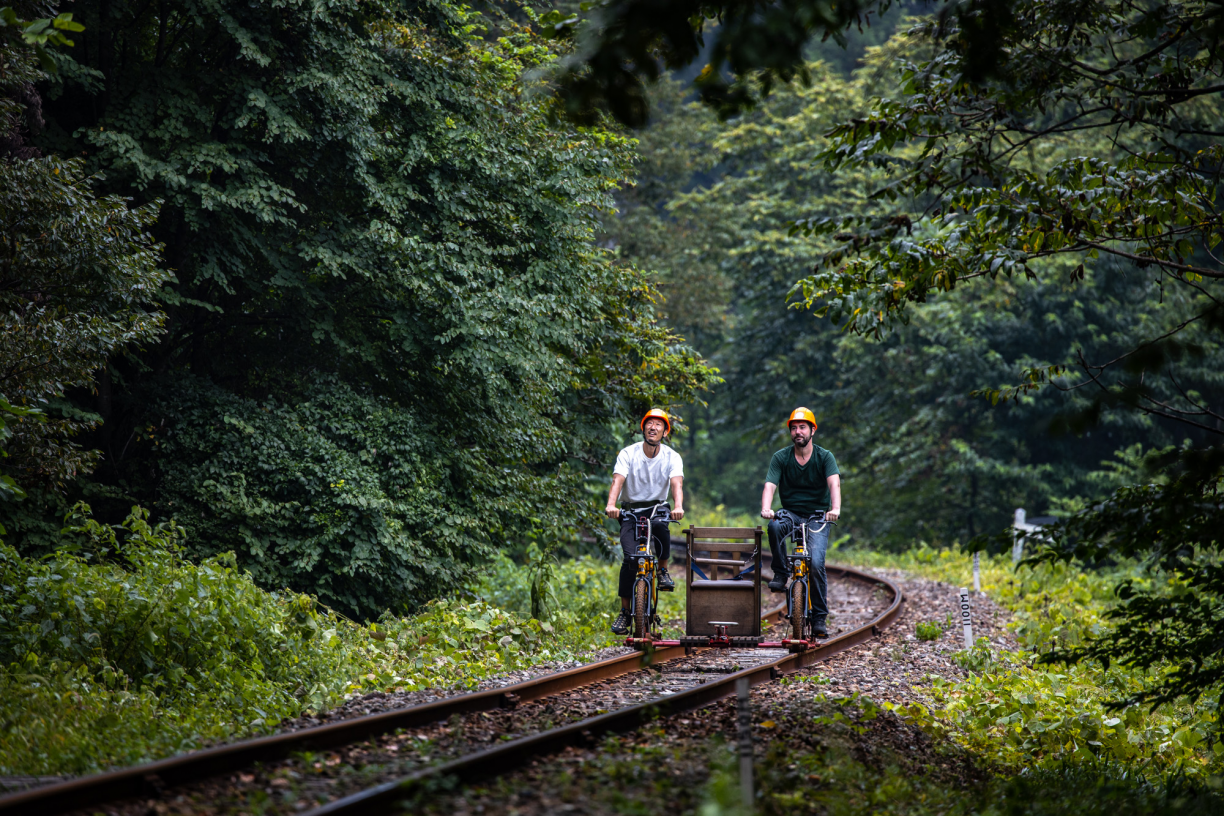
[760,509,775,520]
[605,505,621,519]
[672,507,685,521]
[826,509,840,522]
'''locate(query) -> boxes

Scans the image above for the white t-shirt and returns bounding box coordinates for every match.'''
[614,442,684,503]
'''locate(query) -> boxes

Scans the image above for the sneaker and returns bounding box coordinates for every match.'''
[611,609,630,635]
[813,618,828,638]
[768,572,789,593]
[657,569,675,592]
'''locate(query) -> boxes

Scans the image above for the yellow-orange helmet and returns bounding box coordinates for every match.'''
[786,407,817,431]
[640,408,672,435]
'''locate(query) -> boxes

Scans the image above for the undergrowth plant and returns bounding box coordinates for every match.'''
[915,618,949,642]
[839,543,1224,782]
[0,504,358,774]
[0,505,665,776]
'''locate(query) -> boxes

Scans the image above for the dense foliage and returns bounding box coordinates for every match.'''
[844,545,1223,779]
[0,156,167,493]
[1,0,716,616]
[0,504,645,775]
[582,0,1224,704]
[597,48,1219,547]
[1,506,355,773]
[0,9,168,504]
[1029,446,1224,707]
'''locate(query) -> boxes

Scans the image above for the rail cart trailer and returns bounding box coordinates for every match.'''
[625,526,817,652]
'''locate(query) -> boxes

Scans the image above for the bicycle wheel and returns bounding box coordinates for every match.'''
[790,579,811,642]
[633,578,650,640]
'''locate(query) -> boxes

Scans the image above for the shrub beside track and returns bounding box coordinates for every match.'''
[0,565,902,816]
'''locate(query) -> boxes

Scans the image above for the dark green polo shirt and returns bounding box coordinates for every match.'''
[765,445,840,515]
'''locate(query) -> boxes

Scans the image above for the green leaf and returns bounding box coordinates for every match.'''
[53,13,85,33]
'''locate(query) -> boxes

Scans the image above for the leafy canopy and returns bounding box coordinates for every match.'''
[1,10,168,504]
[580,0,1224,705]
[5,0,717,616]
[541,0,909,124]
[795,1,1224,706]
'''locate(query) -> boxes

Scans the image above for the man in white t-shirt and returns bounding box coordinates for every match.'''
[604,408,685,635]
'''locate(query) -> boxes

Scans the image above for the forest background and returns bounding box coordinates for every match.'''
[8,0,1218,612]
[586,0,1222,559]
[2,0,1223,806]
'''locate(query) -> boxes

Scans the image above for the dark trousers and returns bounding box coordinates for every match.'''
[767,509,829,620]
[618,515,671,599]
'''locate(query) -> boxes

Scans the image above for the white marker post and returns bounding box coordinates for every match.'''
[972,551,981,593]
[1012,508,1029,564]
[957,587,973,649]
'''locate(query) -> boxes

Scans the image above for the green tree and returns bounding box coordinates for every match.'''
[800,4,1224,707]
[0,7,168,505]
[6,0,716,616]
[579,0,1224,703]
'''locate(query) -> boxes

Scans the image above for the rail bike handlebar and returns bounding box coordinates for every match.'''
[783,514,836,543]
[619,502,676,524]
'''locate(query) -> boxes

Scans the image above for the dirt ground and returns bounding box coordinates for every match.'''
[809,567,1017,705]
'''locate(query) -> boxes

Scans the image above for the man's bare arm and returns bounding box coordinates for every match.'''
[670,476,685,520]
[760,482,778,519]
[826,474,841,522]
[606,474,625,518]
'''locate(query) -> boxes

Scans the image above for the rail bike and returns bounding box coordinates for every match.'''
[624,524,829,653]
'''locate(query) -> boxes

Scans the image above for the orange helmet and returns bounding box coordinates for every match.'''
[640,408,672,435]
[786,407,817,431]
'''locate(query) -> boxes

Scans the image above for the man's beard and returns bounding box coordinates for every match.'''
[793,433,811,447]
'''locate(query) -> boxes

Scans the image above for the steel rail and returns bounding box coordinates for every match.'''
[0,603,776,813]
[0,564,891,816]
[0,644,694,816]
[304,565,903,816]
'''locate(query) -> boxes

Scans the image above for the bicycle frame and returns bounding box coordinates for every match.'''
[783,513,831,638]
[623,502,672,640]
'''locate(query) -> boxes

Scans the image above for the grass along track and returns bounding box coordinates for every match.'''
[303,567,900,816]
[0,566,901,816]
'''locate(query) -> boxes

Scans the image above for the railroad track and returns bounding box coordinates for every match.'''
[0,564,902,816]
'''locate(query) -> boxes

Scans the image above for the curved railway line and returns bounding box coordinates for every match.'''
[0,564,903,816]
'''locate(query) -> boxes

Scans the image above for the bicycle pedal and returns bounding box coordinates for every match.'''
[658,584,675,592]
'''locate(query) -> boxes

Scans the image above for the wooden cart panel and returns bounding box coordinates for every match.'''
[684,527,763,637]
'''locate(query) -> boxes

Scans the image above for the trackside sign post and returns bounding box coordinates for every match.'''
[957,587,973,649]
[736,676,753,808]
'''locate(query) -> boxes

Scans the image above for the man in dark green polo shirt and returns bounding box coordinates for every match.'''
[760,407,841,637]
